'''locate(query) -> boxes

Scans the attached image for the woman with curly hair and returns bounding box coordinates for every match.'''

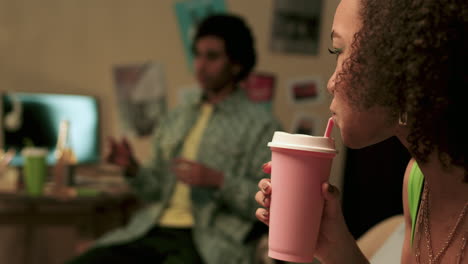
[255,0,467,263]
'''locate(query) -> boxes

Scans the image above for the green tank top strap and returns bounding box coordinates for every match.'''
[408,161,425,246]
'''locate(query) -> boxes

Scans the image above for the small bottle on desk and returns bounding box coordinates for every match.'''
[53,120,77,195]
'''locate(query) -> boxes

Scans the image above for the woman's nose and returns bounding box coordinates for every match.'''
[327,71,336,95]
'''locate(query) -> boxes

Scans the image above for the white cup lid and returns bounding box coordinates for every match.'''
[268,131,336,154]
[21,147,48,157]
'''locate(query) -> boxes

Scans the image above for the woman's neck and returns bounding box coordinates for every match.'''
[418,153,467,207]
[396,130,467,207]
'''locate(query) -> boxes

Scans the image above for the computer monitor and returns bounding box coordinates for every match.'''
[0,92,100,166]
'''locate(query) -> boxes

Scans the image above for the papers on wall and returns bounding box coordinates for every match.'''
[241,72,276,111]
[113,62,166,137]
[291,112,322,136]
[287,76,324,106]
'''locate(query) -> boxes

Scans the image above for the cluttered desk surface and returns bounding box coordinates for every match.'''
[0,188,134,204]
[0,163,137,216]
[0,164,139,264]
[0,161,132,196]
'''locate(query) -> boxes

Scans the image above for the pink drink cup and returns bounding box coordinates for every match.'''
[267,132,336,263]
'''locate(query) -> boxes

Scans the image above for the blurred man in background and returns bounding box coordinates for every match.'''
[68,13,281,264]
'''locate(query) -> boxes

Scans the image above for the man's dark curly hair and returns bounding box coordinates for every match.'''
[192,14,256,82]
[336,0,467,180]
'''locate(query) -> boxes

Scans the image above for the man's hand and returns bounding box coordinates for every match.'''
[106,137,139,176]
[172,158,224,188]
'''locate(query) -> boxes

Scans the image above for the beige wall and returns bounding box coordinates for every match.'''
[0,0,345,188]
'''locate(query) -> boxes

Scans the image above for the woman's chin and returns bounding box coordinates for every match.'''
[343,141,369,149]
[342,134,373,149]
[343,136,393,149]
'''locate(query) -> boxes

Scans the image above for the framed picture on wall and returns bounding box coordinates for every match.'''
[270,0,323,55]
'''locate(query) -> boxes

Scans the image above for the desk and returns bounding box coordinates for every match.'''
[0,191,138,264]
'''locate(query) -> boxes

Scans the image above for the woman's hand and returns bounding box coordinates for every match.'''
[254,161,369,264]
[255,161,272,225]
[255,177,271,225]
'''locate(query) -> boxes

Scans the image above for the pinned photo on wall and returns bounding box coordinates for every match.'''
[113,62,166,138]
[270,0,323,55]
[174,0,227,70]
[287,77,324,105]
[291,113,321,136]
[241,72,276,110]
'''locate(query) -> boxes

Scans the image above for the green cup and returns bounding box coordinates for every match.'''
[22,148,48,196]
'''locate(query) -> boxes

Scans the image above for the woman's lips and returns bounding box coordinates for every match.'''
[330,111,337,124]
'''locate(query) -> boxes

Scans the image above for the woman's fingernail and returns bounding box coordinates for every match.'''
[262,210,269,218]
[262,183,270,192]
[328,184,335,193]
[262,163,268,170]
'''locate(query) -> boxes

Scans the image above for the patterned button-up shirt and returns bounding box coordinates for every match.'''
[95,88,282,264]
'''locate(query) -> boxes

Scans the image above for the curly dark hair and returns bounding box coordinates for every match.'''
[336,0,467,180]
[192,14,256,82]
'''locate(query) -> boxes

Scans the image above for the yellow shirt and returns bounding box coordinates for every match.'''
[158,103,214,227]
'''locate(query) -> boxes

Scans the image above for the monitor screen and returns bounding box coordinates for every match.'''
[1,92,100,166]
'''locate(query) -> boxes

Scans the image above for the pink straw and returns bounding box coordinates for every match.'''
[324,117,334,138]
